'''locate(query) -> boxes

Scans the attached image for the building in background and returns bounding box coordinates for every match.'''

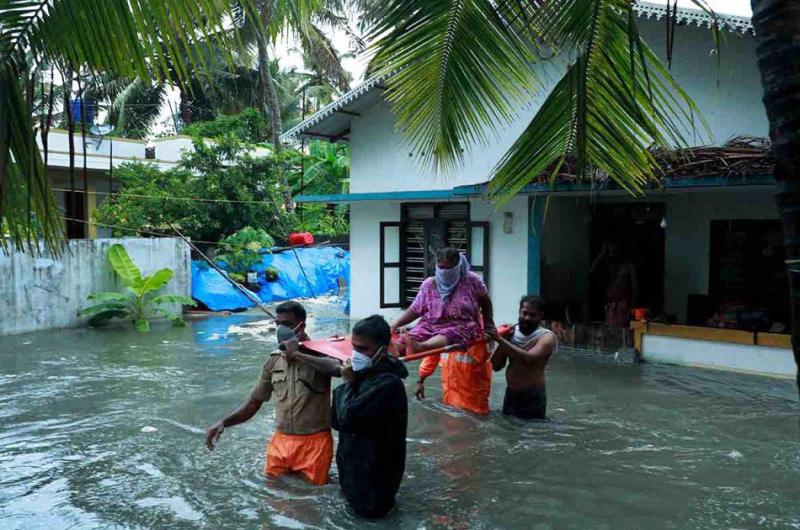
[39,131,195,238]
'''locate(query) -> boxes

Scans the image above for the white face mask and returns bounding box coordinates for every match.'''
[350,350,373,372]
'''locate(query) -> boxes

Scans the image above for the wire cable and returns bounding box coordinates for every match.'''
[52,187,282,206]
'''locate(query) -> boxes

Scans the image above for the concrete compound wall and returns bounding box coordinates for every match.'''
[0,238,191,336]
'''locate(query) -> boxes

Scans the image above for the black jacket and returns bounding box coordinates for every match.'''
[331,355,408,518]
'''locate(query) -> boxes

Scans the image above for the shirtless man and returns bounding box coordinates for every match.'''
[489,295,557,420]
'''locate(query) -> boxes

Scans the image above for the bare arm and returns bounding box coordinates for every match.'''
[491,341,509,372]
[219,398,262,429]
[495,333,556,367]
[206,355,277,450]
[205,398,262,450]
[391,307,421,332]
[478,293,496,331]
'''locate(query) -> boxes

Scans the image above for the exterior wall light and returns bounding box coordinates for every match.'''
[503,212,514,234]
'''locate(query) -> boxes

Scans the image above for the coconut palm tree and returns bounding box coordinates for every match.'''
[367,0,800,395]
[750,1,800,394]
[242,0,353,211]
[0,0,259,252]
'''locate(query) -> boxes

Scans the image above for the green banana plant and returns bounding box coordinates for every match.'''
[78,244,196,331]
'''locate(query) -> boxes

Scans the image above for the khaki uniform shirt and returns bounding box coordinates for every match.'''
[251,352,332,435]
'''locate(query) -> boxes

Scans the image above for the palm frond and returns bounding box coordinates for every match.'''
[300,23,351,91]
[367,0,537,173]
[0,67,63,252]
[487,0,709,203]
[1,0,259,252]
[113,79,167,136]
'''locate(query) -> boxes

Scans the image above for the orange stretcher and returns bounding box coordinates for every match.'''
[299,325,512,363]
[299,325,513,415]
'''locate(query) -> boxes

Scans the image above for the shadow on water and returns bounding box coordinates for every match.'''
[1,301,799,529]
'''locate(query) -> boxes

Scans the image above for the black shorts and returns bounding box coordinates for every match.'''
[502,386,547,420]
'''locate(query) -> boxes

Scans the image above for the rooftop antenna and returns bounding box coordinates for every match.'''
[90,124,115,192]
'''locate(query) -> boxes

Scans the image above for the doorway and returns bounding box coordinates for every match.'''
[588,203,665,321]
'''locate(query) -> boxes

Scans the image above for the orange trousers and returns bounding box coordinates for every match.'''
[265,429,333,485]
[419,341,492,415]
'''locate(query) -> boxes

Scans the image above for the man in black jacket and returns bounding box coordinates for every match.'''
[332,315,408,518]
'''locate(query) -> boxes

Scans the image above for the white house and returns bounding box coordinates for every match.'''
[282,3,795,378]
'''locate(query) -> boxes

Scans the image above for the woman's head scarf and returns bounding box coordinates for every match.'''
[435,253,470,299]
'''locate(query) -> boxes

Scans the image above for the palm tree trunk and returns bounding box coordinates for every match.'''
[257,2,294,212]
[751,0,800,398]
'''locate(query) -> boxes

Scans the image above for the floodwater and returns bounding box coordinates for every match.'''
[1,302,799,530]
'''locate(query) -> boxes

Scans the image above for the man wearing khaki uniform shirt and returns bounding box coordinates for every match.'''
[205,301,342,484]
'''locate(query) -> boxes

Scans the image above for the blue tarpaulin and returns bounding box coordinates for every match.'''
[191,247,350,312]
[191,262,259,311]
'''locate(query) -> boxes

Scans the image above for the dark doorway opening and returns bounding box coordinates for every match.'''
[588,203,666,323]
[64,190,87,239]
[708,220,789,329]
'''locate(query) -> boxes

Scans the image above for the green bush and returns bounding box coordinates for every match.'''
[216,226,274,276]
[182,108,268,144]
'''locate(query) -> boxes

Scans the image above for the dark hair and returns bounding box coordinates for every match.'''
[519,295,546,313]
[436,247,461,267]
[275,301,306,322]
[352,314,391,347]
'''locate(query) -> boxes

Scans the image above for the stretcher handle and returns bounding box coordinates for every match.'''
[397,324,513,363]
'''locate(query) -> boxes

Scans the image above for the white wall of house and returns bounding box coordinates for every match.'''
[640,23,769,144]
[470,196,529,324]
[350,201,401,320]
[0,238,191,335]
[39,131,270,172]
[663,187,779,321]
[348,20,768,197]
[40,130,183,171]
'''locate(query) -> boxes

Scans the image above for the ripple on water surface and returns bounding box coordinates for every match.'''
[1,302,799,529]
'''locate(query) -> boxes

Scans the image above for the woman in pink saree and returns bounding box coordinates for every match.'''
[390,247,496,354]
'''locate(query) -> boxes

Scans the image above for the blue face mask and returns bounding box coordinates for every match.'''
[276,324,296,343]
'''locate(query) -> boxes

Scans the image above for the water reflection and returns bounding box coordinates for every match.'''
[0,303,798,530]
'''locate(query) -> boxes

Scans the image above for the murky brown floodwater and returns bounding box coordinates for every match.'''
[1,301,799,529]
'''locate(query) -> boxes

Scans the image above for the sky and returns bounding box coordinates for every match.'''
[674,0,751,16]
